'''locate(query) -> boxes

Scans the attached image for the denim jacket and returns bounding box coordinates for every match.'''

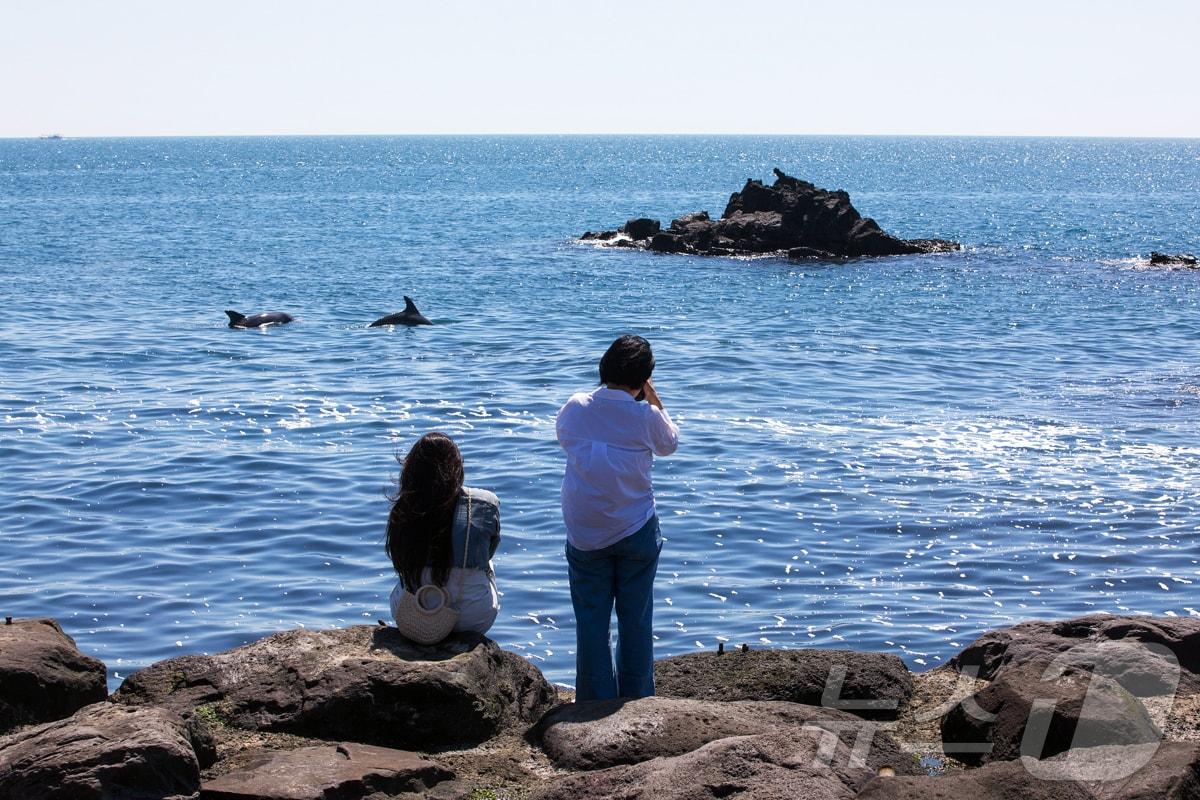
[448,486,501,575]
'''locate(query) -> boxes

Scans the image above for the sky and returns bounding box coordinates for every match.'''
[2,0,1198,138]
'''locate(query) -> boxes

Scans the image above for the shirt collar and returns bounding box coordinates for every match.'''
[594,386,636,402]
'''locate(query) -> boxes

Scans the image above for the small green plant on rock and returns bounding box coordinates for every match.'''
[193,704,227,728]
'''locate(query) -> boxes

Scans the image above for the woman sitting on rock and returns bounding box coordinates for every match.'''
[386,432,501,640]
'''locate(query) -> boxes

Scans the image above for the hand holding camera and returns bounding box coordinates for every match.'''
[639,379,663,410]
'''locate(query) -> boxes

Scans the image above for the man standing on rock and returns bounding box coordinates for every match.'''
[556,335,679,700]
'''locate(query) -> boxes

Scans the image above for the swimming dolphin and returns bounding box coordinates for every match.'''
[225,310,294,328]
[369,297,433,327]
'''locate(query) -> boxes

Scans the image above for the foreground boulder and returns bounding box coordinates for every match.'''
[113,627,555,750]
[534,695,917,774]
[856,756,1092,799]
[0,618,108,733]
[0,702,200,800]
[654,647,912,718]
[581,169,959,259]
[853,743,1200,799]
[200,742,454,800]
[1048,742,1200,799]
[948,614,1200,695]
[531,728,875,800]
[941,662,1161,766]
[1150,252,1198,267]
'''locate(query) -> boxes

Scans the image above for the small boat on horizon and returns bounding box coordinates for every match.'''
[39,133,64,140]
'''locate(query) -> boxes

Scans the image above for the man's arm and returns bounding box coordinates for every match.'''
[643,380,679,456]
[641,378,664,411]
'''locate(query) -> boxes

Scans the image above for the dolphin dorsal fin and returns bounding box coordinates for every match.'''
[225,310,245,325]
[403,296,419,313]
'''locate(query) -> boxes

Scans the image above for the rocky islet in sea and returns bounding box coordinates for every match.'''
[1149,251,1198,267]
[582,168,961,259]
[2,613,1199,799]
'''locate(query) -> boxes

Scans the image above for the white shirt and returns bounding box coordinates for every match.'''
[556,386,679,551]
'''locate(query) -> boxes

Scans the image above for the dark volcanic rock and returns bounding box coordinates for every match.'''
[649,231,689,253]
[530,728,875,800]
[580,229,618,241]
[1150,251,1198,266]
[582,168,959,259]
[0,617,108,733]
[654,647,913,718]
[948,614,1200,695]
[0,702,200,800]
[620,217,661,240]
[941,662,1161,766]
[856,756,1093,799]
[200,742,454,800]
[534,695,917,774]
[113,626,555,750]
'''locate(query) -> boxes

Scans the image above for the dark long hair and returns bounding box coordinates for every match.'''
[385,432,464,590]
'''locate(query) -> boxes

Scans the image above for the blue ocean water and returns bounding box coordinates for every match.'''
[1,136,1198,691]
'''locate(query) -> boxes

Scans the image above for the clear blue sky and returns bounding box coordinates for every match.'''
[3,0,1197,137]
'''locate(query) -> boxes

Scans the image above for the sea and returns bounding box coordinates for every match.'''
[1,135,1198,691]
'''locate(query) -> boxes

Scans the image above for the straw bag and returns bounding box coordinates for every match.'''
[394,493,471,645]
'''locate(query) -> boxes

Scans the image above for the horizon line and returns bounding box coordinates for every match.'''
[5,132,1200,142]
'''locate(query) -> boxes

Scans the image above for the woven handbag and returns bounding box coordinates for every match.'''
[394,492,471,645]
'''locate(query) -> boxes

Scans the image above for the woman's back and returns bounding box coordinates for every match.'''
[385,433,502,639]
[389,486,501,634]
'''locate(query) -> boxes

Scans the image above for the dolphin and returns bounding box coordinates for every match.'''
[225,310,294,328]
[369,296,433,327]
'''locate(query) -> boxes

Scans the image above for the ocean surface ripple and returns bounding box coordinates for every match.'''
[1,136,1198,688]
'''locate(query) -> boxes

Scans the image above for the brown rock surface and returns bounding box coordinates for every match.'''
[199,742,453,800]
[530,728,875,800]
[1052,742,1200,800]
[654,647,913,718]
[0,701,200,800]
[948,614,1200,695]
[113,626,554,750]
[0,618,107,733]
[941,662,1161,766]
[856,756,1093,799]
[534,695,917,775]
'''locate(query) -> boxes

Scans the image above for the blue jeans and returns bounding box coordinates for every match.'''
[566,515,662,701]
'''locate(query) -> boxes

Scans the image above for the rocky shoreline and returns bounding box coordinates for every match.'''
[581,169,960,260]
[2,613,1198,799]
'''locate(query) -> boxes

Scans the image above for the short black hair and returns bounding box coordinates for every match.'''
[599,335,655,388]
